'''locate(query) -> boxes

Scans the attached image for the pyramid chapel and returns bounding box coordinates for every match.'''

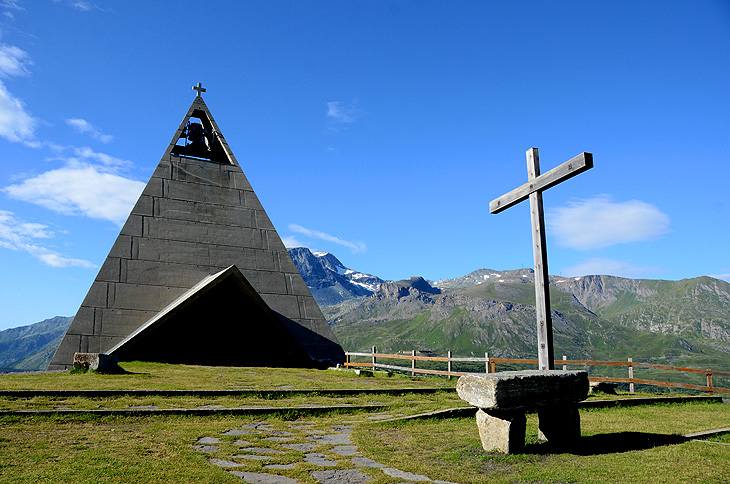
[49,85,346,370]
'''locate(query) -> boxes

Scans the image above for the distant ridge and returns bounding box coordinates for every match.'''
[0,317,72,372]
[326,267,730,373]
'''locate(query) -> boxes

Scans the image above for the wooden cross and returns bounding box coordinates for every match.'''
[490,148,593,370]
[193,82,206,97]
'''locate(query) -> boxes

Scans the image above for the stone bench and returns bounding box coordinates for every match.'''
[456,370,589,453]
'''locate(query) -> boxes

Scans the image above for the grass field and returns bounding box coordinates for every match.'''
[356,402,730,484]
[1,362,728,483]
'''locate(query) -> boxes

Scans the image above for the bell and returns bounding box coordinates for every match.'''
[186,122,207,149]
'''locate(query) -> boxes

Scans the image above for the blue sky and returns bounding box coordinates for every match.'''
[0,1,729,330]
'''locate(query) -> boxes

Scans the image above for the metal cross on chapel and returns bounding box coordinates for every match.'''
[490,148,593,370]
[193,82,206,97]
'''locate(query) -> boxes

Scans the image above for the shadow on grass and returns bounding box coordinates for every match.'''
[524,432,687,456]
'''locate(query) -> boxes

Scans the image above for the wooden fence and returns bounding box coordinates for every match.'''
[344,347,730,395]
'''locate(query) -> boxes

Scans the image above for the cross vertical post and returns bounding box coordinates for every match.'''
[527,148,554,370]
[490,148,593,371]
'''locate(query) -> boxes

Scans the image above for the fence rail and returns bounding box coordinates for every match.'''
[344,347,730,395]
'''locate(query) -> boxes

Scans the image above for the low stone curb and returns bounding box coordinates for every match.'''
[683,426,730,439]
[0,387,453,398]
[378,406,477,422]
[0,404,386,417]
[578,395,723,409]
[376,395,725,423]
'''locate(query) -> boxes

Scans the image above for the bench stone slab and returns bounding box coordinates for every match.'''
[457,370,589,410]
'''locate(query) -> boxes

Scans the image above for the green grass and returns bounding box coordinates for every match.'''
[355,401,730,484]
[0,361,455,391]
[1,363,729,483]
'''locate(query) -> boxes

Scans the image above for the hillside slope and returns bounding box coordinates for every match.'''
[327,272,730,371]
[0,317,72,372]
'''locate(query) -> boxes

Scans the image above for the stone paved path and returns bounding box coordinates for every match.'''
[194,418,461,484]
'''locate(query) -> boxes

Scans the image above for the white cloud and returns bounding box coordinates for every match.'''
[0,44,32,78]
[326,101,361,124]
[4,161,145,226]
[560,258,661,279]
[0,1,23,20]
[281,236,306,249]
[289,223,367,254]
[0,80,37,144]
[71,146,129,168]
[52,0,100,11]
[66,118,114,143]
[547,195,670,250]
[0,210,96,268]
[0,45,37,145]
[710,273,730,284]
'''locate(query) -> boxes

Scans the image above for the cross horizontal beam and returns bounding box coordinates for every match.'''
[489,152,593,214]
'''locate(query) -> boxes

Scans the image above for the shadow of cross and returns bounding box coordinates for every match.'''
[490,148,593,370]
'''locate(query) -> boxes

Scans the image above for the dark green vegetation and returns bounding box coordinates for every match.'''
[327,272,730,387]
[0,316,71,372]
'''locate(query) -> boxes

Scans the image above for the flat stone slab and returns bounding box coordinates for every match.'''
[193,444,219,452]
[264,464,297,470]
[230,471,299,484]
[457,370,589,410]
[311,469,373,484]
[350,457,383,468]
[232,454,274,460]
[197,436,221,444]
[331,445,358,456]
[239,447,285,454]
[307,432,351,445]
[304,453,337,466]
[282,442,318,451]
[234,440,254,446]
[224,429,259,435]
[209,458,244,468]
[382,467,431,481]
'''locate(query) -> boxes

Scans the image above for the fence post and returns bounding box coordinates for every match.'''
[562,355,567,371]
[485,352,489,374]
[628,357,634,393]
[345,353,350,368]
[372,346,376,371]
[707,370,713,395]
[490,358,496,374]
[447,350,452,380]
[411,350,416,377]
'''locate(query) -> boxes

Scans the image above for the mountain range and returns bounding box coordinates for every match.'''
[2,248,729,374]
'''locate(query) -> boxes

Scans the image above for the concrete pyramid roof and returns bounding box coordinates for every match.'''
[49,90,345,370]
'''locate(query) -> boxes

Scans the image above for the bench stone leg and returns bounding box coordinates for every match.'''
[537,405,581,445]
[475,408,526,453]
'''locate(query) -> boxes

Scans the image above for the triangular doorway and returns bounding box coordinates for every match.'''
[108,265,313,367]
[49,85,345,370]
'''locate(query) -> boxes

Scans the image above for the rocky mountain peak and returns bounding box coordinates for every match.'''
[373,276,441,302]
[287,247,384,306]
